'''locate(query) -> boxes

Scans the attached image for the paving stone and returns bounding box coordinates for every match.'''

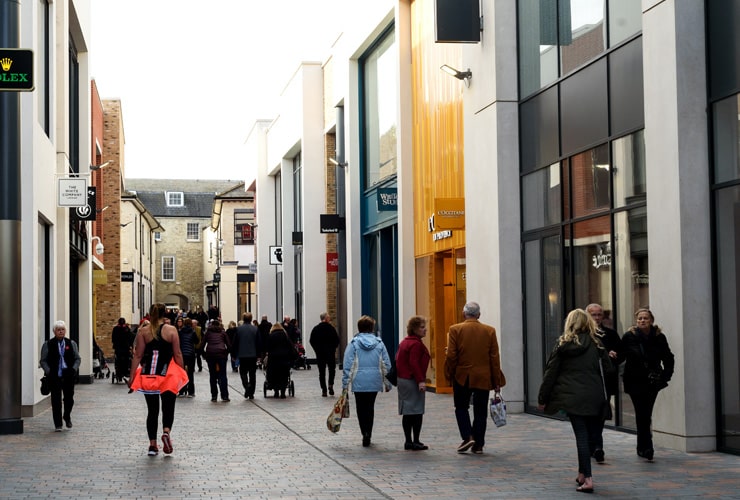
[1,368,738,499]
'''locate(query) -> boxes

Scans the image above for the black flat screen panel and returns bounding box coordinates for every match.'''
[560,59,608,155]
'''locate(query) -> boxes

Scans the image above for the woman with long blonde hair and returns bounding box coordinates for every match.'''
[128,303,188,456]
[538,309,614,493]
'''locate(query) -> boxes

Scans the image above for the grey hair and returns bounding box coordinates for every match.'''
[320,312,329,321]
[53,320,66,331]
[463,302,481,318]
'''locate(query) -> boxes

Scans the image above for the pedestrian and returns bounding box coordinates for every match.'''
[397,315,431,451]
[111,317,134,383]
[266,322,298,398]
[192,319,204,372]
[538,308,614,493]
[621,308,675,462]
[258,315,272,359]
[226,320,239,372]
[39,320,81,431]
[127,304,189,456]
[177,317,198,397]
[309,312,340,397]
[201,319,231,402]
[233,312,260,399]
[445,301,506,455]
[342,315,392,447]
[585,303,623,463]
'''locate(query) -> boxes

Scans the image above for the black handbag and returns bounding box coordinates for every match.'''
[40,376,50,396]
[385,363,398,387]
[647,369,668,390]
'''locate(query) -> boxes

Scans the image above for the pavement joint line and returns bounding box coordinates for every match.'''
[227,370,395,500]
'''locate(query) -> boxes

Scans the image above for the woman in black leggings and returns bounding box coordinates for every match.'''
[129,303,189,456]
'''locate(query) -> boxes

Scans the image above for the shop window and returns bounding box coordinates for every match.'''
[568,144,610,218]
[713,95,740,184]
[612,130,646,208]
[608,0,641,47]
[522,163,561,231]
[559,0,606,75]
[362,28,398,188]
[715,185,740,452]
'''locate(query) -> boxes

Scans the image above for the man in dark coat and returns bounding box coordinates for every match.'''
[233,312,260,399]
[40,320,82,431]
[586,303,623,463]
[309,312,340,397]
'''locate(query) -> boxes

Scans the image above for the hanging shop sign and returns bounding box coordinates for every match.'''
[327,252,339,273]
[58,178,88,207]
[0,49,34,92]
[320,214,345,233]
[71,186,97,221]
[269,246,283,265]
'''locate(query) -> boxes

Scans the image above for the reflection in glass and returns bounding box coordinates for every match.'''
[543,235,563,360]
[713,95,740,184]
[614,207,648,431]
[570,144,610,218]
[608,0,641,47]
[613,130,646,208]
[363,30,398,188]
[524,240,543,408]
[560,0,606,75]
[522,163,561,231]
[715,186,740,452]
[568,216,612,314]
[518,0,559,98]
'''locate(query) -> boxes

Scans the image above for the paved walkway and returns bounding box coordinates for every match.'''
[1,367,738,499]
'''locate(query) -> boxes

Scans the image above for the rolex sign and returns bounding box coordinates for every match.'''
[0,49,34,92]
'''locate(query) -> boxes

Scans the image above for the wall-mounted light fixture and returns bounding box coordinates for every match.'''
[91,236,104,255]
[440,64,472,87]
[329,158,348,169]
[90,161,111,171]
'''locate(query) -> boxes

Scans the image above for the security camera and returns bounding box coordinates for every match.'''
[96,242,105,255]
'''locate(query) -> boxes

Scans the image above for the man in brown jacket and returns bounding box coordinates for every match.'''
[445,301,506,454]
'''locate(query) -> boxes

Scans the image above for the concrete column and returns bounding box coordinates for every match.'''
[464,0,524,412]
[643,0,715,451]
[0,0,24,434]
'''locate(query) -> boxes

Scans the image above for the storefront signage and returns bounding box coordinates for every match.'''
[327,252,339,272]
[433,230,453,241]
[71,186,97,221]
[120,271,134,282]
[592,245,611,269]
[320,214,345,233]
[58,178,88,207]
[269,246,283,265]
[434,198,465,229]
[377,188,397,211]
[0,49,34,92]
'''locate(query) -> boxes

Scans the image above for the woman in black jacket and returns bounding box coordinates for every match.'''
[177,318,198,397]
[266,323,297,398]
[538,309,614,494]
[622,308,675,462]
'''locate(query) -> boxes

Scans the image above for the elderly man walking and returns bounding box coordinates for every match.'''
[445,301,506,454]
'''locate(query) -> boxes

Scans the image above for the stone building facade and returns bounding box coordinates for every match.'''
[126,179,243,314]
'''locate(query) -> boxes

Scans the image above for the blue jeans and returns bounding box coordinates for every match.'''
[452,379,489,448]
[207,358,229,400]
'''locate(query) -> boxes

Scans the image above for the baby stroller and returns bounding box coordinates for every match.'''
[92,343,110,379]
[292,341,311,370]
[263,357,295,398]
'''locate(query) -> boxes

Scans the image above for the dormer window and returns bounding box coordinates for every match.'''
[166,191,184,207]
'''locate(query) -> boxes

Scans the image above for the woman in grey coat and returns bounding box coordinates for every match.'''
[538,309,614,494]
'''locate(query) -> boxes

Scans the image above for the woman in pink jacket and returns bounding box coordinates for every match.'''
[396,316,431,450]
